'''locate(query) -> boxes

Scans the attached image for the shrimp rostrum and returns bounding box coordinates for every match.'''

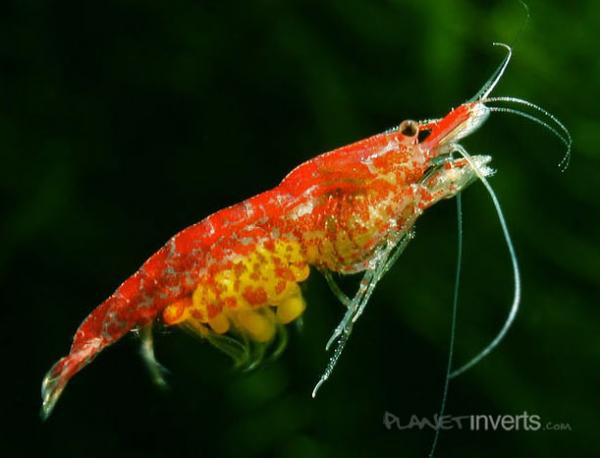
[41,44,570,419]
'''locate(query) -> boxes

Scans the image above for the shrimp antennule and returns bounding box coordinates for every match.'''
[483,96,572,170]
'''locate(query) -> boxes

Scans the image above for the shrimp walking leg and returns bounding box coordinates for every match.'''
[351,232,416,324]
[381,231,415,276]
[325,236,403,352]
[314,239,401,397]
[139,324,169,388]
[322,270,352,308]
[324,271,372,351]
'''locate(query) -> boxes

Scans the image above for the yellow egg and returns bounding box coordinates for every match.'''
[235,309,275,342]
[208,313,230,334]
[276,293,306,324]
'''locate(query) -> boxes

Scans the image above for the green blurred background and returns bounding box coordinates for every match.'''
[1,1,598,457]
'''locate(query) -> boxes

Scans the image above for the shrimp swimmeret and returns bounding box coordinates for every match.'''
[41,44,571,419]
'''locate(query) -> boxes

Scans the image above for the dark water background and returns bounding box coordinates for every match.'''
[1,1,598,457]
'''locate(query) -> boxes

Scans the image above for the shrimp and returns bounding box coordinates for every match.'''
[41,44,571,419]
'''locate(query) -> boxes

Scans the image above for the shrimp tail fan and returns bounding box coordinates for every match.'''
[41,338,103,420]
[41,292,154,420]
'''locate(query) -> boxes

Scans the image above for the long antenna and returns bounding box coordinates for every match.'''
[469,43,512,103]
[428,195,463,457]
[449,145,521,379]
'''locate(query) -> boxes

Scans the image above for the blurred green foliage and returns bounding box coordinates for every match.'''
[1,1,598,457]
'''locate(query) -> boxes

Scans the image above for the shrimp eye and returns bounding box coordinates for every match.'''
[399,120,418,137]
